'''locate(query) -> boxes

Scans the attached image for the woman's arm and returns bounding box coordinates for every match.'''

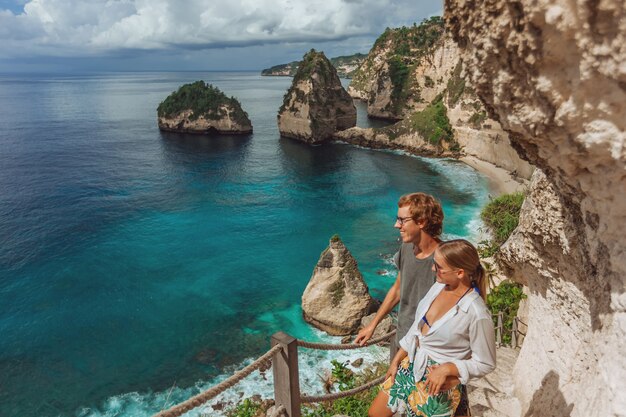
[385,347,408,380]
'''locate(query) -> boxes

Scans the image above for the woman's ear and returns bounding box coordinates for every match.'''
[457,269,465,280]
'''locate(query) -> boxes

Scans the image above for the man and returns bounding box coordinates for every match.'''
[354,192,443,350]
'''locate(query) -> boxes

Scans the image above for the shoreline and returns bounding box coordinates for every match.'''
[460,155,529,196]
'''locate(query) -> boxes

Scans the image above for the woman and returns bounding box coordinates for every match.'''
[369,239,496,417]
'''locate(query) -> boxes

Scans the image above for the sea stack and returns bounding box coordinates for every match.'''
[277,49,356,144]
[157,81,252,134]
[301,235,375,335]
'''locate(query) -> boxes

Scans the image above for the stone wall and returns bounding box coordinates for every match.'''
[445,1,625,416]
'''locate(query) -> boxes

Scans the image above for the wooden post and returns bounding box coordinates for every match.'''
[496,312,503,346]
[271,332,301,417]
[511,317,518,348]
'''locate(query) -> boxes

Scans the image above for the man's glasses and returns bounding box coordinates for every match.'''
[395,216,414,226]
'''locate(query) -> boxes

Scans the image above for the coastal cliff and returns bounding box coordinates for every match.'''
[277,50,356,144]
[157,81,252,134]
[343,19,533,180]
[445,1,626,416]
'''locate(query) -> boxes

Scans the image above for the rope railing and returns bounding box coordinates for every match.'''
[297,329,396,350]
[152,329,395,417]
[153,344,282,417]
[301,374,387,403]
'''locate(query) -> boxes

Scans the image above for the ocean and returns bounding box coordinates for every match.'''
[0,72,490,417]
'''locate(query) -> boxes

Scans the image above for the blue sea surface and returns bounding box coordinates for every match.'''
[0,72,489,417]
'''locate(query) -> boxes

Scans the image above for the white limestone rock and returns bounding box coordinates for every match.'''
[446,1,626,415]
[302,236,375,335]
[277,50,356,144]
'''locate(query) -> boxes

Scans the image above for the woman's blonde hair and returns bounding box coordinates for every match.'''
[437,239,487,300]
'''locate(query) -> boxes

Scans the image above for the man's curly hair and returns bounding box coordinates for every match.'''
[397,193,444,237]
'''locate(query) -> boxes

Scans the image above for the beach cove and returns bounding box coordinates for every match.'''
[0,71,502,417]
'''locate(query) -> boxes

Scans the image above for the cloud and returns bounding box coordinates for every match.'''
[0,0,442,59]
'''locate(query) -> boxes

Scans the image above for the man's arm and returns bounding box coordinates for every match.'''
[354,273,401,345]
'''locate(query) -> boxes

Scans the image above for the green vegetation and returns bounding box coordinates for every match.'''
[330,234,341,242]
[351,17,445,113]
[446,61,465,107]
[225,398,262,417]
[293,49,335,84]
[408,95,454,145]
[279,49,340,113]
[487,280,526,345]
[478,192,525,258]
[302,360,385,417]
[468,111,488,129]
[424,76,434,88]
[481,192,525,245]
[224,360,386,417]
[388,56,410,112]
[157,81,249,124]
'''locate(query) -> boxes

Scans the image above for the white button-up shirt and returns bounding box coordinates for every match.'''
[399,282,497,384]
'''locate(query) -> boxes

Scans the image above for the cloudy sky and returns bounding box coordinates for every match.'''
[0,0,442,72]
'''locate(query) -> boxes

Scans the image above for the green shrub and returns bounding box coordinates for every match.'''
[446,61,465,108]
[477,239,500,258]
[487,280,526,345]
[225,398,262,417]
[302,360,384,417]
[408,96,453,145]
[480,192,525,246]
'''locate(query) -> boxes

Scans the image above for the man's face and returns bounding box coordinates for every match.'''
[395,205,422,244]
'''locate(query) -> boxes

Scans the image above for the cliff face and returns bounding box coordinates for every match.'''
[445,1,626,416]
[348,17,448,119]
[157,81,252,135]
[277,50,356,144]
[158,106,252,135]
[346,22,533,178]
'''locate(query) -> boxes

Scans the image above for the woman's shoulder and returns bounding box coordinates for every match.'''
[467,293,492,321]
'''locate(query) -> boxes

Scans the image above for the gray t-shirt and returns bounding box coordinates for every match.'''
[393,242,437,341]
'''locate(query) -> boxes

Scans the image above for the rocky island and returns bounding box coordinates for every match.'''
[262,53,367,78]
[157,81,252,135]
[277,49,356,144]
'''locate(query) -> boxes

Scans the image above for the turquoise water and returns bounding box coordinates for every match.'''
[0,72,489,416]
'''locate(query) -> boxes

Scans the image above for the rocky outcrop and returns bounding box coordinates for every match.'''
[157,81,252,134]
[348,17,448,119]
[445,1,626,416]
[359,313,394,340]
[302,236,375,335]
[333,125,447,157]
[277,50,356,144]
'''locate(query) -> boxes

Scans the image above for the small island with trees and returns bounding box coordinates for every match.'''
[157,81,252,135]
